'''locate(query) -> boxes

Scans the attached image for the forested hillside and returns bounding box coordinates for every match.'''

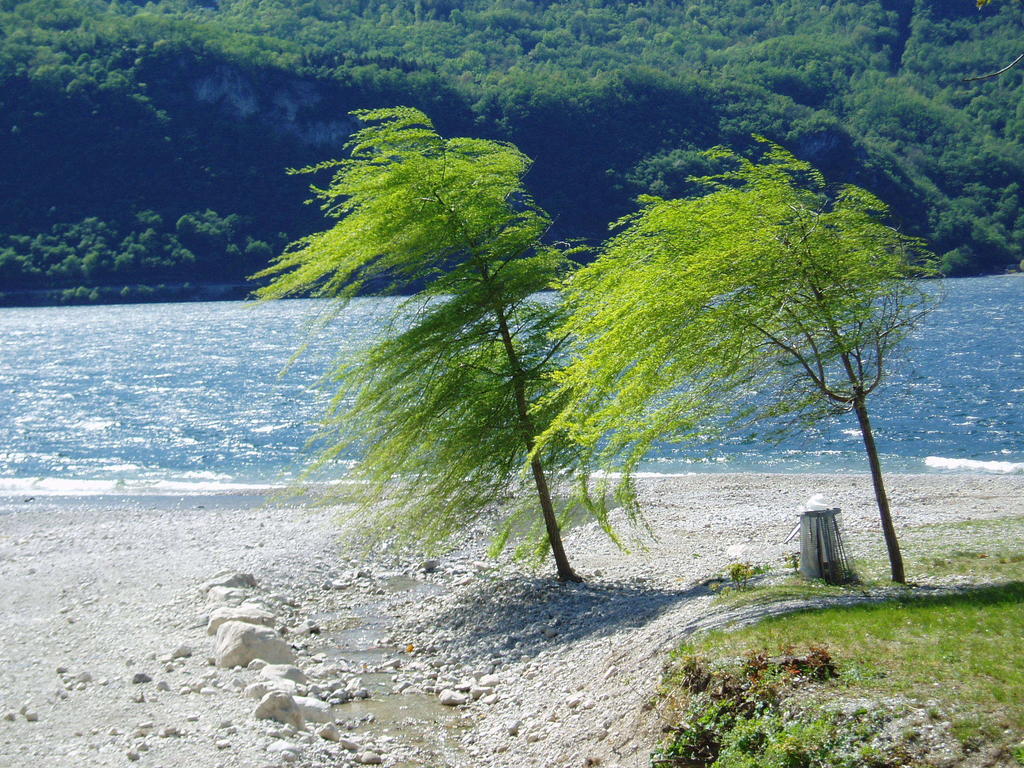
[1,0,1022,304]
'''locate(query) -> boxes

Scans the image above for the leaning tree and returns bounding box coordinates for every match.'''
[255,107,608,581]
[546,142,936,583]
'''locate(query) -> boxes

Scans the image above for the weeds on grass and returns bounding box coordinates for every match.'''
[652,647,920,768]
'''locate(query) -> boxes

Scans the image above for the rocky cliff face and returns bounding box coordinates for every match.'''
[191,64,356,147]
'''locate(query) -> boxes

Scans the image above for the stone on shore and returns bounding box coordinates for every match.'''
[438,689,468,706]
[206,604,276,636]
[261,664,307,684]
[254,691,305,729]
[214,621,294,668]
[206,586,249,606]
[199,571,258,595]
[170,644,192,659]
[293,695,332,723]
[318,722,341,741]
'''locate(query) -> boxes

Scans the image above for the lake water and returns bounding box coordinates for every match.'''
[0,276,1021,495]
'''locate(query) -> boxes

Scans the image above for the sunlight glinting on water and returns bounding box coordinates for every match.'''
[0,278,1021,493]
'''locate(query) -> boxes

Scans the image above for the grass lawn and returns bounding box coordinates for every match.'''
[659,515,1024,765]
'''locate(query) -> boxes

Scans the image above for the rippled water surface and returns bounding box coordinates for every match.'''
[0,277,1021,493]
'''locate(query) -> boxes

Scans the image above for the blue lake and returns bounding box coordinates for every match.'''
[0,276,1021,495]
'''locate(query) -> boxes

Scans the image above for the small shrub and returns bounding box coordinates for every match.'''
[725,562,768,590]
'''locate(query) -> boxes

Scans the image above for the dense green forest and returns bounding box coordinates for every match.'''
[1,0,1022,304]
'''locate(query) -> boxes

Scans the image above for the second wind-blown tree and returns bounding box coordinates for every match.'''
[254,107,595,581]
[547,143,935,584]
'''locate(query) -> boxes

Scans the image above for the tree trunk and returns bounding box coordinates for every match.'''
[853,396,906,584]
[492,303,581,582]
[528,454,582,582]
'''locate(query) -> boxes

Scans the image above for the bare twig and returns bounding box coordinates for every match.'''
[964,52,1024,82]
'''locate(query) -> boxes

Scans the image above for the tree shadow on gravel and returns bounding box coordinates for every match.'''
[424,576,712,663]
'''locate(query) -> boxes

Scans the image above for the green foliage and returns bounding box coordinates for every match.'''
[0,209,259,295]
[1,0,1022,302]
[687,583,1024,744]
[548,142,934,476]
[726,562,767,589]
[549,142,935,581]
[653,649,919,768]
[255,107,601,577]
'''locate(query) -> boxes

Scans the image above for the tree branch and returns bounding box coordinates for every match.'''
[964,52,1024,82]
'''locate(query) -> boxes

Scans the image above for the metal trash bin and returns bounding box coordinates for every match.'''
[799,507,855,585]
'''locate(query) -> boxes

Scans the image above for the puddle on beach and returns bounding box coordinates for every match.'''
[316,575,465,767]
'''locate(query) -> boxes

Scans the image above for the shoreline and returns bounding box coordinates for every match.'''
[2,461,1023,503]
[1,472,1022,767]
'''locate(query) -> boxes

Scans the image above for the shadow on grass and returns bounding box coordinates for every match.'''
[425,577,1024,666]
[424,576,712,662]
[685,580,1024,641]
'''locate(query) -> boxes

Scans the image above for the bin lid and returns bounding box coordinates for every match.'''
[801,493,832,511]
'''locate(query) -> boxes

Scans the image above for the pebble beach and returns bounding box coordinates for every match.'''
[1,471,1021,768]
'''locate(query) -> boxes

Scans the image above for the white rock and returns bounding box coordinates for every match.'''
[337,737,361,751]
[243,682,269,699]
[293,695,333,723]
[199,571,257,594]
[268,740,300,753]
[438,689,468,706]
[214,621,294,668]
[206,604,276,636]
[469,685,493,700]
[246,678,297,698]
[317,723,341,742]
[479,674,502,687]
[268,741,301,762]
[206,587,249,606]
[356,751,383,765]
[261,664,307,684]
[170,645,192,659]
[254,692,305,730]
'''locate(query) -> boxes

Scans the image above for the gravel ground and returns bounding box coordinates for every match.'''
[1,472,1021,768]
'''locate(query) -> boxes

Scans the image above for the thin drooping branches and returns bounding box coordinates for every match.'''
[254,107,587,580]
[547,141,937,583]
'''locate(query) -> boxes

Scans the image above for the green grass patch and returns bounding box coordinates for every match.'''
[874,515,1024,582]
[710,577,863,610]
[689,582,1024,746]
[655,648,922,768]
[664,517,1024,765]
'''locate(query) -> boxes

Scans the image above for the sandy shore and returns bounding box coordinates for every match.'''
[1,472,1021,768]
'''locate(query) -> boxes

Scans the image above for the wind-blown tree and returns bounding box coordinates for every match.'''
[547,143,935,584]
[254,107,596,581]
